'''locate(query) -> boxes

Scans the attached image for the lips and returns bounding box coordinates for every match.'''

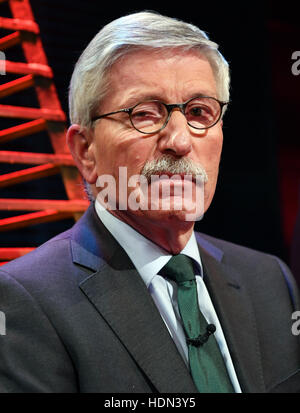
[151,172,196,184]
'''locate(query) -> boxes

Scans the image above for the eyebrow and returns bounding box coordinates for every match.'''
[120,90,218,109]
[120,93,164,108]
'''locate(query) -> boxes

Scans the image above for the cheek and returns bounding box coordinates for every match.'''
[125,142,157,176]
[195,131,223,208]
[195,132,223,175]
[207,144,222,175]
[113,129,158,171]
[93,126,156,177]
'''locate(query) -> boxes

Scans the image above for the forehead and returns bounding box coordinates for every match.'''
[102,48,217,108]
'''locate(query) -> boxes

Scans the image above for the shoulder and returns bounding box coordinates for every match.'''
[0,228,75,292]
[0,228,80,392]
[196,231,299,309]
[196,231,283,266]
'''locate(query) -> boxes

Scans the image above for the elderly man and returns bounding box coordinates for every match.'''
[0,12,299,393]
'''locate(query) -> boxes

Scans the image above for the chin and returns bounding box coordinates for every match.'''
[138,205,203,224]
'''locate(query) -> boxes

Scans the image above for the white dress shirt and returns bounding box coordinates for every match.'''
[95,200,241,392]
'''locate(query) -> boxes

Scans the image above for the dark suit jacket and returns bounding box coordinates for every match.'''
[0,204,299,393]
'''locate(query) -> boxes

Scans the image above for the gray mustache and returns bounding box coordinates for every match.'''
[141,155,208,182]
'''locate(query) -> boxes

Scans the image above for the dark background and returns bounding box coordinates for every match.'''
[0,0,299,283]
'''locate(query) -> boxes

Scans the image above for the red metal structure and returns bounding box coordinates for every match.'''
[0,0,89,264]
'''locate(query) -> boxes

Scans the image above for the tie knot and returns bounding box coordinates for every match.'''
[161,254,195,284]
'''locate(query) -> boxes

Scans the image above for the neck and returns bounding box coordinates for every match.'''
[109,209,195,254]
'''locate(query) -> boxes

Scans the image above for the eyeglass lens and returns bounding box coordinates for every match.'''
[130,97,221,133]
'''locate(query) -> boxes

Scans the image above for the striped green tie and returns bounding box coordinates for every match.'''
[162,254,234,393]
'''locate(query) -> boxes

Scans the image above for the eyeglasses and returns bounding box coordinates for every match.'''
[91,96,228,134]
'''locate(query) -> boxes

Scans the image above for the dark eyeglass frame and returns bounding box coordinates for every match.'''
[91,95,229,134]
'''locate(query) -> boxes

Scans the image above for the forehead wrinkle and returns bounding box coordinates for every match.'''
[111,81,218,110]
[102,48,218,111]
[103,67,170,111]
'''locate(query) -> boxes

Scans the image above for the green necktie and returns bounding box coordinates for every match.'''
[161,254,234,393]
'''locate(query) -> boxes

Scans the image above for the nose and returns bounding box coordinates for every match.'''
[158,109,192,157]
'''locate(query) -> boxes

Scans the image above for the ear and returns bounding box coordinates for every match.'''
[66,124,98,184]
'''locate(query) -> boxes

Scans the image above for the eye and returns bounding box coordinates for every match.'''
[132,108,159,118]
[129,101,167,133]
[187,104,212,120]
[190,107,203,117]
[132,103,160,118]
[185,98,219,129]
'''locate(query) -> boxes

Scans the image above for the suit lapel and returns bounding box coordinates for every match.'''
[71,206,265,392]
[78,262,197,393]
[71,205,197,393]
[198,241,265,393]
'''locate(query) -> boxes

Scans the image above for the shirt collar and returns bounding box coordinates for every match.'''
[95,200,203,287]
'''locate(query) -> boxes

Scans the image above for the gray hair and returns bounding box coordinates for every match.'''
[69,11,230,129]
